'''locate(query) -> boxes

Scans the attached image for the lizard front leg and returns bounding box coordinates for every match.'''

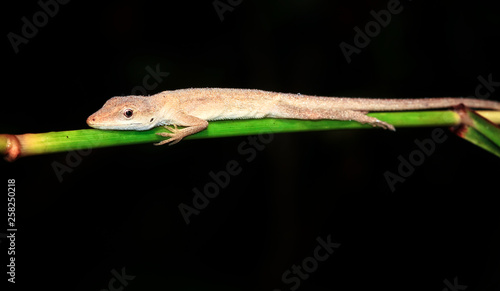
[155,113,209,145]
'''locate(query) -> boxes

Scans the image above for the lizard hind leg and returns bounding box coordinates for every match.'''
[330,109,395,131]
[268,104,395,131]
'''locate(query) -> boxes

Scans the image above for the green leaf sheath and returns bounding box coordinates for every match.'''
[451,107,500,157]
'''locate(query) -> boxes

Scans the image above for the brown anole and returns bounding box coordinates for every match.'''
[87,88,500,145]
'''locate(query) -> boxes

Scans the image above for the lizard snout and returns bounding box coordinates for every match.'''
[86,114,97,127]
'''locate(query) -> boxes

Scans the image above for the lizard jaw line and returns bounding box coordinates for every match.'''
[88,122,152,131]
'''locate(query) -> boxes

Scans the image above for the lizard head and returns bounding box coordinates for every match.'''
[87,96,161,131]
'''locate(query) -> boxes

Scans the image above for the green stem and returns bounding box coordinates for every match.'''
[451,107,500,157]
[452,125,500,158]
[2,110,500,161]
[464,109,500,146]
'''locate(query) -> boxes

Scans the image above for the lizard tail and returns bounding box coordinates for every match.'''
[279,94,500,111]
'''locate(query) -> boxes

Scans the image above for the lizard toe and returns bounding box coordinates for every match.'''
[370,120,395,131]
[155,131,184,145]
[164,124,179,133]
[156,132,174,138]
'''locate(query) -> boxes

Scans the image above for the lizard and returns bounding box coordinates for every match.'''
[86,88,500,145]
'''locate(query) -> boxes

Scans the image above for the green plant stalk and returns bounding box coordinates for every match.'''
[464,109,500,146]
[452,125,500,158]
[2,110,500,161]
[450,107,500,157]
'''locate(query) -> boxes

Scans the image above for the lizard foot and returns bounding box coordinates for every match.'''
[370,120,396,131]
[155,124,184,145]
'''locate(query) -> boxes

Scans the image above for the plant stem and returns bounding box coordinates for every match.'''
[2,110,500,161]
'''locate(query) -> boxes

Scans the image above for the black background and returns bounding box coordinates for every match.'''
[2,0,500,290]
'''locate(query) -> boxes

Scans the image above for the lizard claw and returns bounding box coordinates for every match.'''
[155,124,184,145]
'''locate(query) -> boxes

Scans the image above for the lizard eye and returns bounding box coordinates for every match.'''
[123,109,134,118]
